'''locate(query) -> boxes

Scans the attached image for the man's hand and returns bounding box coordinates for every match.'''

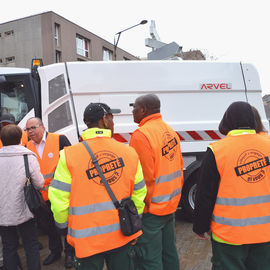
[196,231,211,240]
[131,238,138,245]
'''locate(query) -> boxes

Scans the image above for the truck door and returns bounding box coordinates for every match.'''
[38,63,78,145]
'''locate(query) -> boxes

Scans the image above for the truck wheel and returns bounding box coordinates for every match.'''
[181,169,199,221]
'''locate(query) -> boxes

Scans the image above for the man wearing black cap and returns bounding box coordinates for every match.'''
[48,103,147,270]
[0,113,28,148]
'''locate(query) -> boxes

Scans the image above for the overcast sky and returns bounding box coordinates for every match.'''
[1,0,269,94]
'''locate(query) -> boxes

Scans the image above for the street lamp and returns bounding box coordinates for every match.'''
[113,20,148,60]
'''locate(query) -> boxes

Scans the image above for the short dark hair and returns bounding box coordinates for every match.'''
[1,124,22,146]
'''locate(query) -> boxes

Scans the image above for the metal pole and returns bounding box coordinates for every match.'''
[113,20,147,61]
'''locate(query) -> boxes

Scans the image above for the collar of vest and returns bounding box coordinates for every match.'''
[139,113,162,127]
[81,128,111,140]
[228,129,256,136]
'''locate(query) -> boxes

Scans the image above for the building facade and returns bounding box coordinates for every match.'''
[0,11,138,68]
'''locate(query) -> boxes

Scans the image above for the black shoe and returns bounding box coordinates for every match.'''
[64,255,74,269]
[43,252,61,265]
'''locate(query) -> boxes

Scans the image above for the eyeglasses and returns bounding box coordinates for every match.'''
[24,125,41,132]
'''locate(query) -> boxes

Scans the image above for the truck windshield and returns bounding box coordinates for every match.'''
[0,73,34,124]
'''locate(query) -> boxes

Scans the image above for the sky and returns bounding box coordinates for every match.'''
[1,0,269,94]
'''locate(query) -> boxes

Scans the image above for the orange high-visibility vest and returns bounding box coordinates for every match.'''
[136,115,184,216]
[27,133,60,201]
[210,133,270,244]
[21,130,28,146]
[65,138,142,258]
[0,130,28,148]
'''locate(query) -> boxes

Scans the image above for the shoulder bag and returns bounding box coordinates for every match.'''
[23,154,46,213]
[82,141,142,236]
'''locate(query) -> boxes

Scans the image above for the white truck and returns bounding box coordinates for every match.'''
[0,60,268,219]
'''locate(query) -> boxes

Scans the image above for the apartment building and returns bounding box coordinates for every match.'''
[0,11,138,68]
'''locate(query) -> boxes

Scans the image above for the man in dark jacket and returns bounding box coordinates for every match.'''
[193,102,270,270]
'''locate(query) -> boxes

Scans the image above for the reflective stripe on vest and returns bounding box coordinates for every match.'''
[69,201,115,216]
[156,170,182,184]
[43,173,54,180]
[55,221,68,229]
[216,194,270,206]
[152,187,181,203]
[50,179,71,192]
[212,215,270,227]
[134,178,146,190]
[68,223,120,239]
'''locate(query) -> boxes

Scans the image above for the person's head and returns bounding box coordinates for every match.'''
[219,101,256,135]
[83,103,121,135]
[1,124,22,146]
[25,117,45,144]
[0,113,15,129]
[132,94,160,124]
[252,106,266,133]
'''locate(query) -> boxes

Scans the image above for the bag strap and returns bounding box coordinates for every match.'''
[23,154,31,183]
[82,141,120,208]
[23,154,30,179]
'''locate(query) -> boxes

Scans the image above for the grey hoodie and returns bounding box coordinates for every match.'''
[0,145,44,226]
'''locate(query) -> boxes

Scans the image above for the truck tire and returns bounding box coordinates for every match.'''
[181,165,200,221]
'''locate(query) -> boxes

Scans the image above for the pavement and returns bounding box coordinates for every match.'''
[17,213,212,270]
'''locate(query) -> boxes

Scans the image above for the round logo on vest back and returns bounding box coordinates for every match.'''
[48,152,54,158]
[86,150,125,185]
[161,132,178,161]
[234,149,270,183]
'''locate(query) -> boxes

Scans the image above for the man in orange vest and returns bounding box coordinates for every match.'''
[193,101,270,270]
[0,113,28,148]
[130,94,184,270]
[48,103,147,270]
[25,117,75,268]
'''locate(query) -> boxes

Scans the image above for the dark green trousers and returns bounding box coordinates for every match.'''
[211,239,270,270]
[135,213,180,270]
[74,243,135,270]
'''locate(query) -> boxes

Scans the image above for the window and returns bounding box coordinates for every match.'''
[54,24,60,46]
[56,50,61,63]
[4,30,14,37]
[103,48,113,61]
[0,59,2,64]
[0,74,35,123]
[6,56,15,63]
[76,35,90,58]
[48,74,67,104]
[48,101,73,133]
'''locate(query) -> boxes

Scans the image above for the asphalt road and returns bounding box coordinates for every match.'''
[18,214,212,270]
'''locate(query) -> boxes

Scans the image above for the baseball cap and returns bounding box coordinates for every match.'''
[0,113,15,124]
[84,103,121,122]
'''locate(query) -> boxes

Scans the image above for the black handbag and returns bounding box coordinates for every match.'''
[23,154,46,213]
[82,141,142,236]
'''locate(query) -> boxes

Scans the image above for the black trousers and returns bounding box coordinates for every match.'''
[0,218,40,270]
[35,201,74,256]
